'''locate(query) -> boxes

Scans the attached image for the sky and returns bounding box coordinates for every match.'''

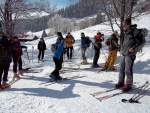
[28,0,75,9]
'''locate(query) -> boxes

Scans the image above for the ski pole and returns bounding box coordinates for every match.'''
[26,49,30,64]
[134,87,150,101]
[61,54,65,83]
[129,81,149,101]
[32,46,34,63]
[100,48,107,60]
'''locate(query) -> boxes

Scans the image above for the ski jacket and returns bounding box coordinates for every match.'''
[120,25,140,56]
[38,41,46,50]
[105,34,118,50]
[11,41,27,56]
[81,36,91,47]
[53,43,64,59]
[93,34,104,48]
[65,35,75,47]
[56,36,64,49]
[0,38,12,64]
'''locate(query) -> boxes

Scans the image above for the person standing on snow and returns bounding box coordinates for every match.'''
[65,32,75,61]
[91,32,104,68]
[115,18,145,92]
[80,32,91,65]
[0,35,12,89]
[101,32,118,71]
[11,36,27,79]
[37,37,46,62]
[49,38,67,81]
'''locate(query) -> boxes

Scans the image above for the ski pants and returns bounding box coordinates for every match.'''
[81,46,88,60]
[51,57,63,77]
[93,46,100,65]
[67,47,73,59]
[104,50,117,69]
[118,55,136,85]
[0,62,10,85]
[13,55,22,73]
[38,50,45,60]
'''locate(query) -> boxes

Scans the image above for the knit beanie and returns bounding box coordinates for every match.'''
[124,18,131,25]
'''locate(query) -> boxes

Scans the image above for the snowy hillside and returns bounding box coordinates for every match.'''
[0,14,150,113]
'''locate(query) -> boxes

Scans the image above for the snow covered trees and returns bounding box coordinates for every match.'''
[47,14,74,34]
[0,0,53,38]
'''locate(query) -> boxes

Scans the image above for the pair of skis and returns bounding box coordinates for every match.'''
[90,81,149,102]
[39,75,86,86]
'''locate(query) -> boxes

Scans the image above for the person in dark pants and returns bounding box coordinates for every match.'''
[37,38,46,62]
[65,32,75,61]
[0,35,12,89]
[49,39,66,81]
[115,18,145,92]
[92,32,104,67]
[11,36,27,79]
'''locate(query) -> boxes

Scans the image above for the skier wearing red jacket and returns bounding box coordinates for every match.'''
[92,32,104,68]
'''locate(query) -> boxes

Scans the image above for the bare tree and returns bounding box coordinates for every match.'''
[0,0,54,38]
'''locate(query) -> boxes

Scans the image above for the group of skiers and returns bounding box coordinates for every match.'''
[49,17,147,93]
[0,35,27,89]
[0,17,147,93]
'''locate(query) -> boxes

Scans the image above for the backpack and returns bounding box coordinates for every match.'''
[0,38,7,57]
[86,36,91,47]
[51,43,56,53]
[131,28,148,52]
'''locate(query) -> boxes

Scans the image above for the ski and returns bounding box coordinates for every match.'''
[45,69,80,76]
[96,82,148,101]
[23,68,43,73]
[39,75,86,85]
[90,87,117,97]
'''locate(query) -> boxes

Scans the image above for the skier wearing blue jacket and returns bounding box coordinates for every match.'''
[49,32,66,81]
[80,32,91,64]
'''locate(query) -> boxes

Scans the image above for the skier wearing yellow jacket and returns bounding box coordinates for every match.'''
[101,32,118,71]
[65,32,75,61]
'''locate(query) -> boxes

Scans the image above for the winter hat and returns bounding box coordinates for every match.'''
[57,32,62,36]
[81,32,84,35]
[97,31,101,35]
[13,36,18,39]
[124,18,131,25]
[1,35,8,41]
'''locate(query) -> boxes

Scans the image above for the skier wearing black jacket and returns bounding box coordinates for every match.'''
[0,35,12,89]
[37,38,46,62]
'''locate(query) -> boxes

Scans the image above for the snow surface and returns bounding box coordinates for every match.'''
[0,14,150,113]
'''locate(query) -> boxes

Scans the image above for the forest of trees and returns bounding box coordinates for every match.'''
[0,0,150,36]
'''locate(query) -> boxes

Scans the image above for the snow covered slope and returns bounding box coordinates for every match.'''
[0,14,150,113]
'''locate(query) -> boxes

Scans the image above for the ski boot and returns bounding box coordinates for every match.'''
[115,82,124,88]
[13,73,20,80]
[122,85,132,92]
[49,74,56,82]
[18,70,23,76]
